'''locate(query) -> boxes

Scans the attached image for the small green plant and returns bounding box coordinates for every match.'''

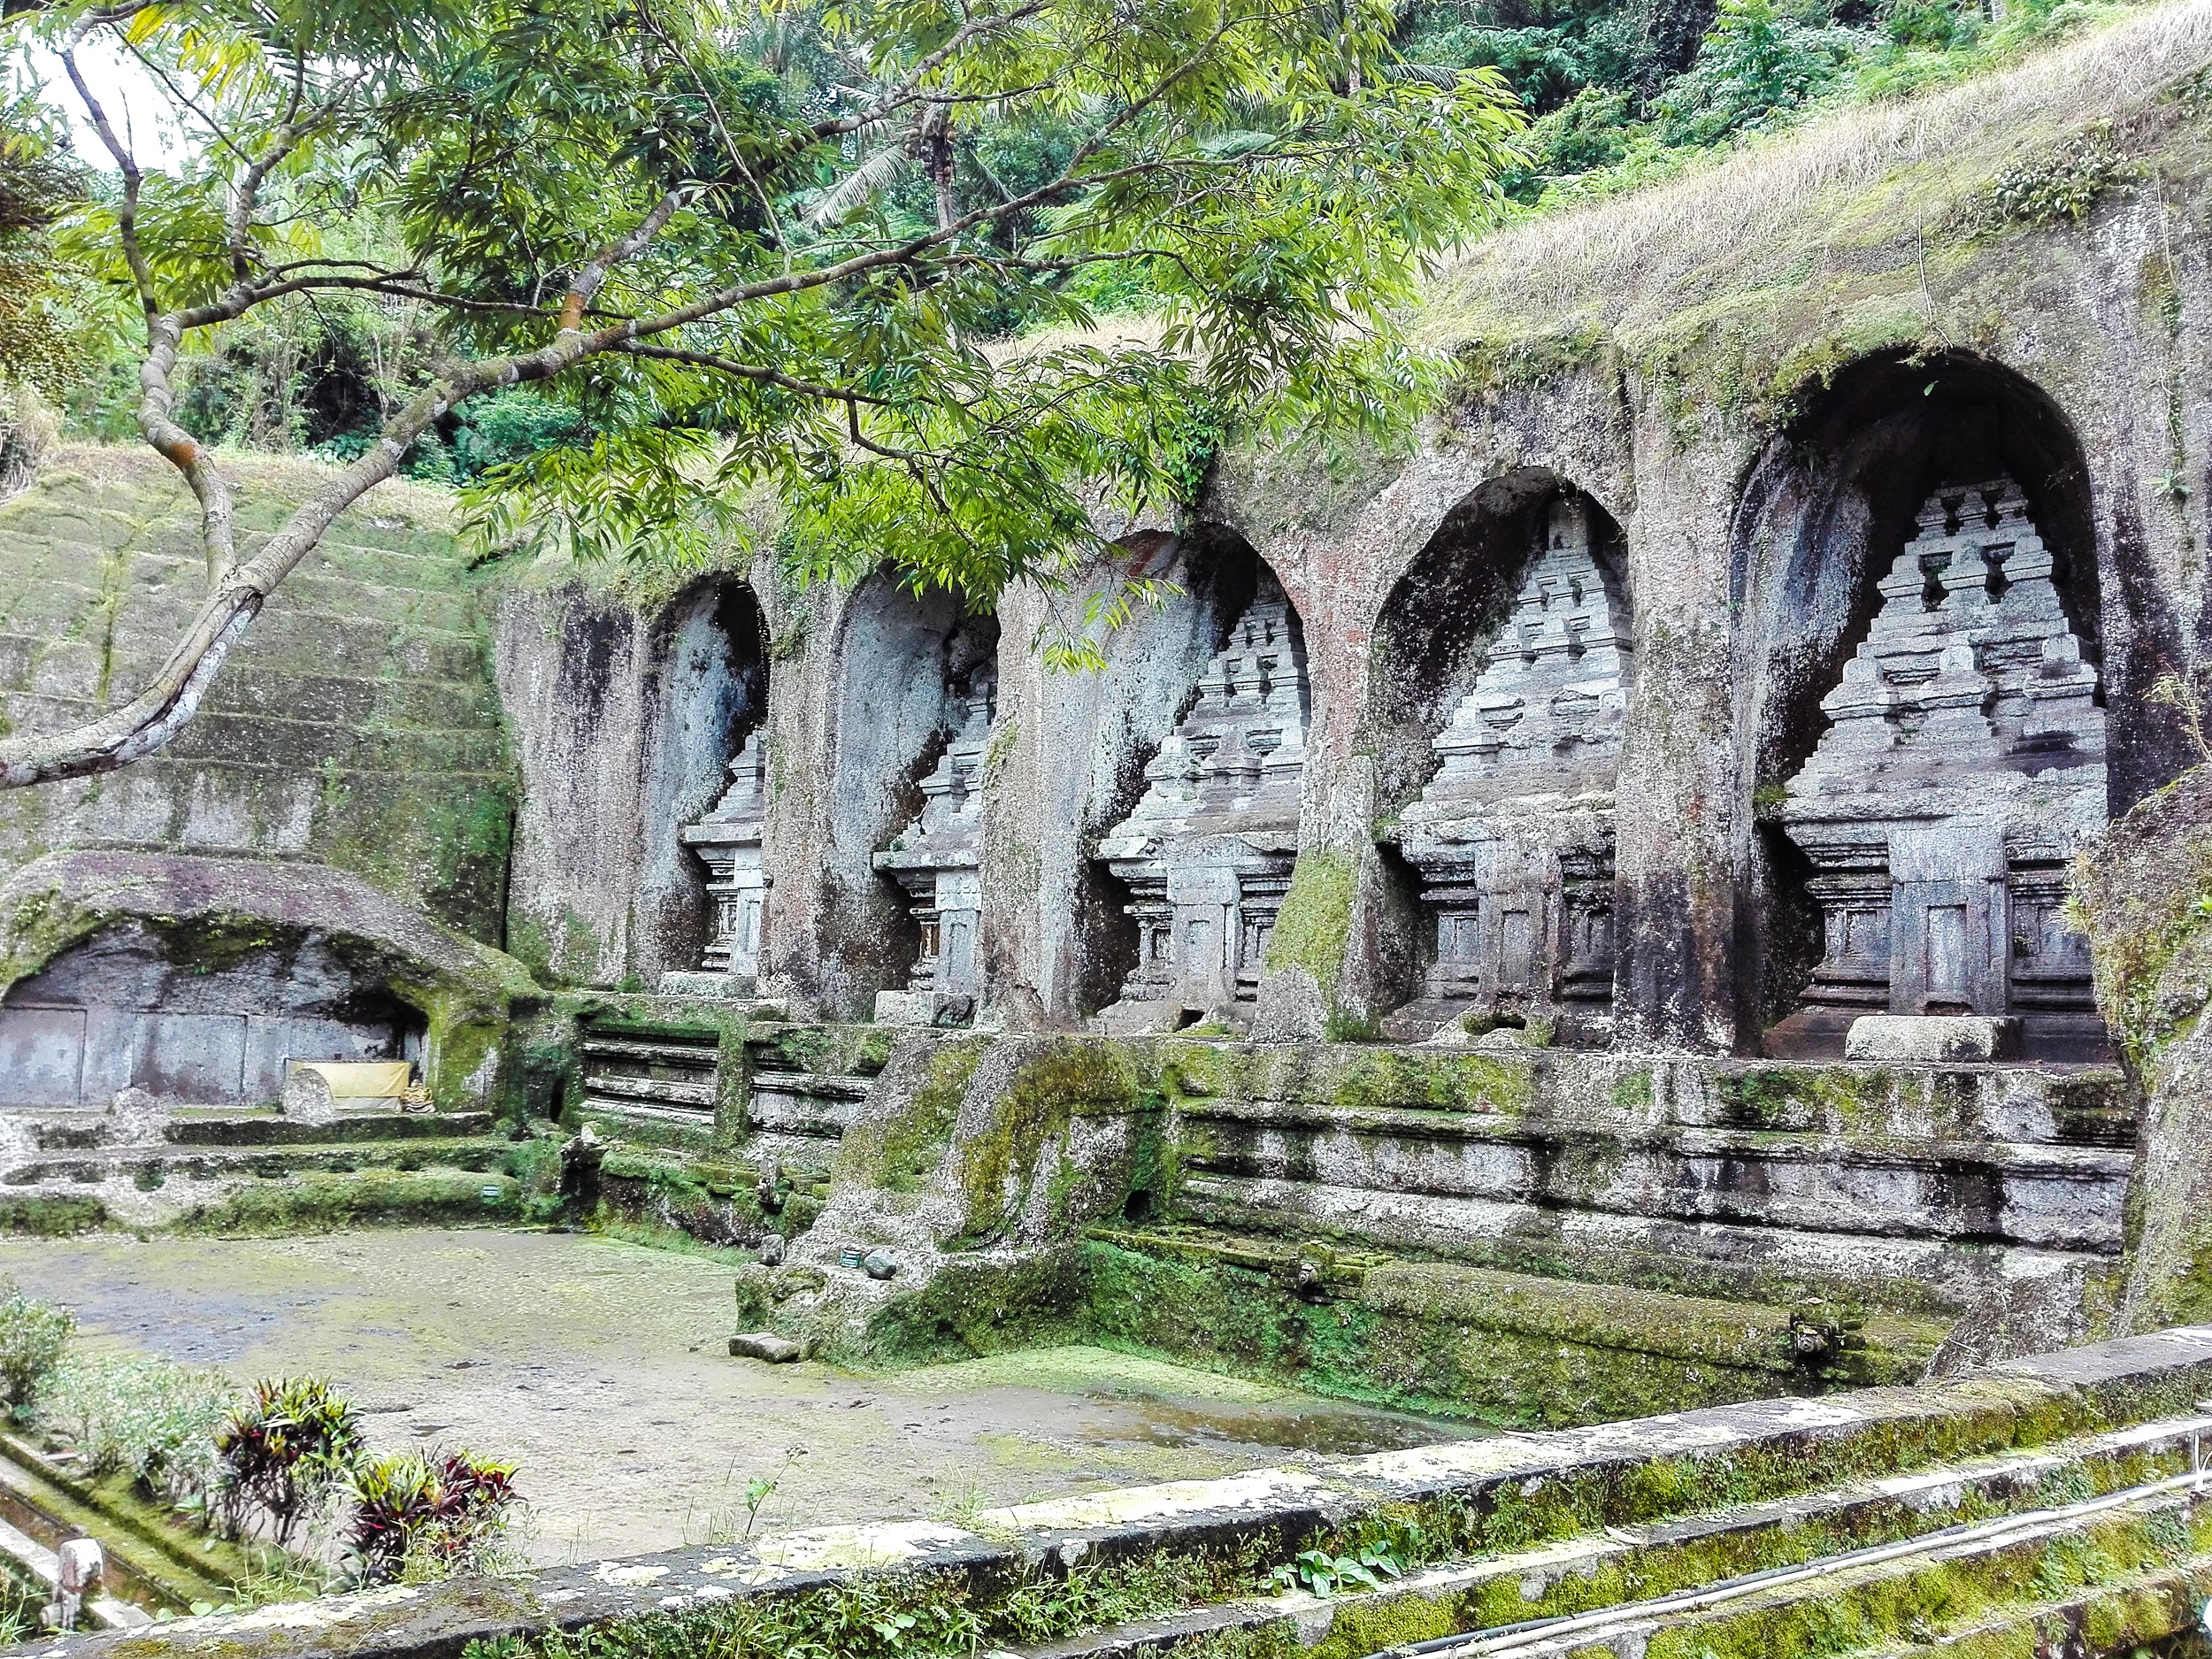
[215,1377,365,1547]
[39,1354,235,1509]
[0,1280,74,1417]
[2149,670,2212,765]
[1965,119,2143,234]
[1270,1541,1406,1598]
[348,1448,521,1586]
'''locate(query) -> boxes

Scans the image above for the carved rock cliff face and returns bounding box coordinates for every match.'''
[1393,495,1633,1043]
[2074,764,2212,1333]
[1770,476,2108,1060]
[1094,575,1309,1028]
[872,673,996,1020]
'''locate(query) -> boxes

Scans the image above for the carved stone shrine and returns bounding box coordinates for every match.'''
[1392,496,1632,1042]
[1096,576,1309,1028]
[1768,476,2108,1060]
[677,730,770,993]
[872,674,995,1025]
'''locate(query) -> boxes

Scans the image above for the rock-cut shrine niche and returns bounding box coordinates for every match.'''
[678,731,769,992]
[872,663,995,1026]
[645,577,768,996]
[1391,495,1632,1043]
[1768,476,2107,1059]
[1095,571,1308,1029]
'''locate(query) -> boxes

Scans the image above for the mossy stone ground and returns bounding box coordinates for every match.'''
[0,1227,1474,1564]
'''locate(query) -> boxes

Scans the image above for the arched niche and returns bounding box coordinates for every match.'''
[1073,527,1266,1019]
[1368,472,1633,1044]
[1733,349,2109,1060]
[1091,528,1310,1029]
[826,573,1002,1022]
[638,578,770,984]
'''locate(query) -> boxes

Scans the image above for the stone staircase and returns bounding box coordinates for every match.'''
[1009,1408,2212,1659]
[575,1011,887,1173]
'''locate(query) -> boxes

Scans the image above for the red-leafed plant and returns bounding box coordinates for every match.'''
[347,1449,520,1586]
[214,1378,364,1546]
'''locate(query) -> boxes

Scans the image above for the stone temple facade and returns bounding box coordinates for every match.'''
[872,672,995,1026]
[12,111,2212,1098]
[1390,496,1632,1042]
[1095,575,1309,1030]
[1768,476,2108,1060]
[673,731,770,995]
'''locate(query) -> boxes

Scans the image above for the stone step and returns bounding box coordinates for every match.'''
[1013,1413,2212,1659]
[0,1135,511,1187]
[1179,1113,2133,1251]
[161,1110,492,1148]
[1171,1177,2106,1314]
[1418,1477,2201,1657]
[1159,1048,2133,1148]
[1081,1225,1948,1419]
[0,1110,472,1152]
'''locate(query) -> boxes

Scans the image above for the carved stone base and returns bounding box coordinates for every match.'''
[1845,1014,2022,1064]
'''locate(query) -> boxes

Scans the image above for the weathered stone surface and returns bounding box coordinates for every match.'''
[30,1325,2212,1659]
[727,1330,803,1363]
[2074,764,2212,1332]
[0,448,516,944]
[1096,575,1309,1029]
[1844,1014,2022,1063]
[279,1066,342,1125]
[0,849,534,1109]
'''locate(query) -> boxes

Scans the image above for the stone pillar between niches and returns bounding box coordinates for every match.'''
[1610,583,1742,1054]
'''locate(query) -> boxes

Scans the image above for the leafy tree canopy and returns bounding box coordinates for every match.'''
[0,0,1525,783]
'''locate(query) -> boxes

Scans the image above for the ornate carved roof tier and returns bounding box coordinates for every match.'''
[1095,575,1309,1026]
[1390,495,1632,1043]
[1769,475,2109,1060]
[872,672,995,1024]
[676,730,769,989]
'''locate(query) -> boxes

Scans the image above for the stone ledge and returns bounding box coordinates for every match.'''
[27,1326,2212,1659]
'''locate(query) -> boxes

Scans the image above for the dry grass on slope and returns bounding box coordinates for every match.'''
[1422,0,2212,348]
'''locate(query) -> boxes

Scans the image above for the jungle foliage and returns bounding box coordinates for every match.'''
[0,0,1528,787]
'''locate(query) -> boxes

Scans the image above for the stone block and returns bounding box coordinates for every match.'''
[280,1065,342,1125]
[1844,1014,2022,1063]
[728,1332,803,1363]
[657,971,729,997]
[872,990,974,1028]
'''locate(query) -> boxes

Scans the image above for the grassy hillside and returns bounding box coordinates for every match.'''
[0,445,515,942]
[1421,0,2212,416]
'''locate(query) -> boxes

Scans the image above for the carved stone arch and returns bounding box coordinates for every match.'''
[1063,526,1266,1019]
[819,571,1001,1021]
[1089,526,1311,1030]
[1363,470,1632,1043]
[1732,349,2110,1059]
[636,576,770,984]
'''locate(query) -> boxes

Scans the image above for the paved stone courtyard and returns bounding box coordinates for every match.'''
[0,1227,1471,1564]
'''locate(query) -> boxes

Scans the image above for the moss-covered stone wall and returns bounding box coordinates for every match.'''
[0,445,517,943]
